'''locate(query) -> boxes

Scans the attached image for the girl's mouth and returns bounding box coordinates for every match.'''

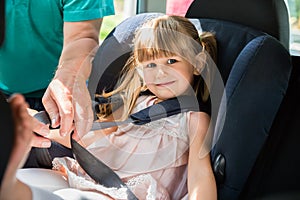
[156,81,175,87]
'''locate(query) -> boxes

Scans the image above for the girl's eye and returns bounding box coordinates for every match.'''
[145,63,157,68]
[167,59,177,64]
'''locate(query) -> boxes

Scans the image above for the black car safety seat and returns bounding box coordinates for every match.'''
[186,0,294,199]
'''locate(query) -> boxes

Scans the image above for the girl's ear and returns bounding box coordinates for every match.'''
[194,51,207,75]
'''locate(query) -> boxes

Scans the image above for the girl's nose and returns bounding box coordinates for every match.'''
[155,65,167,78]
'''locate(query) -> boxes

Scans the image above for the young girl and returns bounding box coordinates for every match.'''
[54,14,217,199]
[1,15,217,199]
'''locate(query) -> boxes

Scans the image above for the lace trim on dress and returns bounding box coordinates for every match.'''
[126,174,157,200]
[52,157,128,199]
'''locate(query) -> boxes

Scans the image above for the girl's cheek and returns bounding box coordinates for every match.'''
[143,74,154,84]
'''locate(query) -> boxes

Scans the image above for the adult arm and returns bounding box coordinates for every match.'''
[43,19,102,140]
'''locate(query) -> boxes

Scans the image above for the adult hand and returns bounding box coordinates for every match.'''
[27,108,51,140]
[0,94,51,200]
[42,63,94,139]
[8,94,51,161]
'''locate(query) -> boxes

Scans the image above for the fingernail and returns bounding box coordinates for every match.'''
[42,141,51,148]
[51,118,57,126]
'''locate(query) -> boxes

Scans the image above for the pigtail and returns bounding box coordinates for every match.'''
[196,31,217,102]
[199,32,217,64]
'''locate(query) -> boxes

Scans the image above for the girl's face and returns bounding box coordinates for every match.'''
[140,56,195,101]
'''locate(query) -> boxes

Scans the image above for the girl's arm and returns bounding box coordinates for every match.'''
[187,112,217,200]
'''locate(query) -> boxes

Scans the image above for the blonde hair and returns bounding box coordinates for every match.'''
[97,15,217,120]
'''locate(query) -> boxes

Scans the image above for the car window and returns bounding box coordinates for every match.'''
[287,0,300,55]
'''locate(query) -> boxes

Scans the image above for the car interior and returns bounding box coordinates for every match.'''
[1,0,300,199]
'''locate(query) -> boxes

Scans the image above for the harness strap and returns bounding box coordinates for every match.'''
[92,95,200,130]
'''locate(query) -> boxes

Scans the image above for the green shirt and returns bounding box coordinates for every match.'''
[0,0,114,97]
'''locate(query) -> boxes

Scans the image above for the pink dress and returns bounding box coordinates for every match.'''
[53,96,194,199]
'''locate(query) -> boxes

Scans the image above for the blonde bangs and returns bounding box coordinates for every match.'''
[133,22,194,63]
[134,38,201,67]
[135,48,176,63]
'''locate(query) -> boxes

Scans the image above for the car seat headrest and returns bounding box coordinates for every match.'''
[185,0,290,50]
[198,18,266,82]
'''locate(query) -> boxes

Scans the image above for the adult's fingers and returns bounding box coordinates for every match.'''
[31,116,50,137]
[42,88,60,128]
[31,135,51,148]
[9,94,52,149]
[43,80,74,136]
[57,96,74,137]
